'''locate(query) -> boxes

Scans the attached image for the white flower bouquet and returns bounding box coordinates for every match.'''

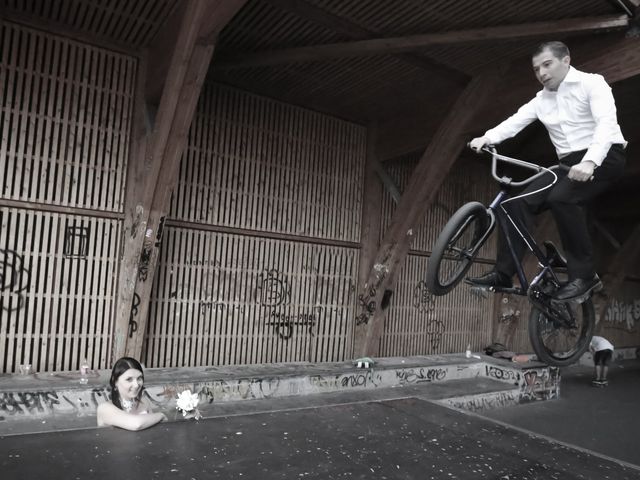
[175,390,202,420]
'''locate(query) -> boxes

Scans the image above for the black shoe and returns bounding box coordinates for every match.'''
[464,270,512,288]
[553,275,603,302]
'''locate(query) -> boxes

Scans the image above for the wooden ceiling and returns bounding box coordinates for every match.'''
[2,0,638,159]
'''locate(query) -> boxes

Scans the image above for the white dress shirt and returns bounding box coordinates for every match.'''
[484,67,626,166]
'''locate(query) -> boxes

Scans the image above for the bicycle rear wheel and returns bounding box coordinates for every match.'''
[426,202,490,296]
[528,298,595,366]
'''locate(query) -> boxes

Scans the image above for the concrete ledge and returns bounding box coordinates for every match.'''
[0,354,558,435]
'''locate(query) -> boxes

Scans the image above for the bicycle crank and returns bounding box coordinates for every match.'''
[528,284,575,328]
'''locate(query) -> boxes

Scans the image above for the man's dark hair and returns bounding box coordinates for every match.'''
[532,41,570,59]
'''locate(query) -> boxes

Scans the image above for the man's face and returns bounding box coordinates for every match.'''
[532,48,570,91]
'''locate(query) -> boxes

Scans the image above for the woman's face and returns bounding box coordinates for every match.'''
[115,368,144,401]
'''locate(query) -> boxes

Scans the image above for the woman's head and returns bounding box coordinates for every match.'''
[109,357,145,410]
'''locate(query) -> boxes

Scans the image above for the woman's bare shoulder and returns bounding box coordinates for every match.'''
[97,401,118,413]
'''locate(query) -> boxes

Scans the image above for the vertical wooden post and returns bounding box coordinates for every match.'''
[125,42,217,358]
[113,54,151,362]
[113,0,211,362]
[353,123,383,356]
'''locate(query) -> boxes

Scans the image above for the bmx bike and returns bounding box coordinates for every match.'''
[425,146,596,366]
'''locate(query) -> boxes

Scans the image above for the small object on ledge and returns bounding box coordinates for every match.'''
[354,357,375,369]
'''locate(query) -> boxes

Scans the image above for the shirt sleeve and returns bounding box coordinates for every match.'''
[483,97,538,145]
[583,75,618,166]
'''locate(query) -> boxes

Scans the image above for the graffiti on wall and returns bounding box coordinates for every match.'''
[521,368,560,402]
[355,286,377,326]
[396,367,447,384]
[63,226,90,259]
[412,280,445,350]
[256,268,322,340]
[138,239,153,282]
[355,263,390,326]
[267,307,322,339]
[128,293,141,338]
[0,387,110,418]
[0,249,30,312]
[444,390,519,412]
[604,299,640,332]
[485,365,521,384]
[257,269,290,307]
[413,280,435,313]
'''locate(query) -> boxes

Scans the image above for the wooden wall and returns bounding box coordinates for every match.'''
[142,84,366,367]
[0,21,134,372]
[377,154,499,356]
[598,280,640,348]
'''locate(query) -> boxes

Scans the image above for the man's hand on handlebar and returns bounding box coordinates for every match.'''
[468,136,490,153]
[568,161,596,182]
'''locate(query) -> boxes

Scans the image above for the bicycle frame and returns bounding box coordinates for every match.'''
[487,190,558,296]
[480,147,566,297]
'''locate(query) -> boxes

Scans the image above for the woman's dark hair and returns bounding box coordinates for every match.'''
[532,41,570,60]
[109,356,145,410]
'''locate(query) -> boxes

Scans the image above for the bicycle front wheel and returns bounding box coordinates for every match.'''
[528,299,595,366]
[426,202,490,296]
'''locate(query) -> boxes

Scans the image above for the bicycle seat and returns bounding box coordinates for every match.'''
[543,240,567,269]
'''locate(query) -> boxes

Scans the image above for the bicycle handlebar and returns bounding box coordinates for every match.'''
[481,146,566,187]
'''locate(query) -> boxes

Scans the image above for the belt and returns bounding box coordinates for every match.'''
[558,143,626,159]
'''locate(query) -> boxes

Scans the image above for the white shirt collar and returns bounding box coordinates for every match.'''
[561,66,580,84]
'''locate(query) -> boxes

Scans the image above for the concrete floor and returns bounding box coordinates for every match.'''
[480,361,640,467]
[3,397,640,480]
[1,361,639,480]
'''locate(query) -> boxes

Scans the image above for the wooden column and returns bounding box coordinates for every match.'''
[353,124,383,356]
[354,70,503,357]
[113,0,248,362]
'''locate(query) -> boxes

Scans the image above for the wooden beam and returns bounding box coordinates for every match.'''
[113,0,209,362]
[145,1,189,105]
[353,69,503,357]
[264,0,469,86]
[577,37,640,84]
[113,0,248,362]
[215,15,629,69]
[373,161,401,203]
[353,124,383,355]
[125,43,217,359]
[146,0,249,104]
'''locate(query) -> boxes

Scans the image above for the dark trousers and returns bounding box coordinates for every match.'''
[495,144,626,280]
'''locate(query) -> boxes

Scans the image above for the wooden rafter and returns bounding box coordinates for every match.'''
[216,14,629,69]
[264,0,469,85]
[353,69,504,357]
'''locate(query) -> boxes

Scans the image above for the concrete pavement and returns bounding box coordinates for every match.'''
[1,356,639,479]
